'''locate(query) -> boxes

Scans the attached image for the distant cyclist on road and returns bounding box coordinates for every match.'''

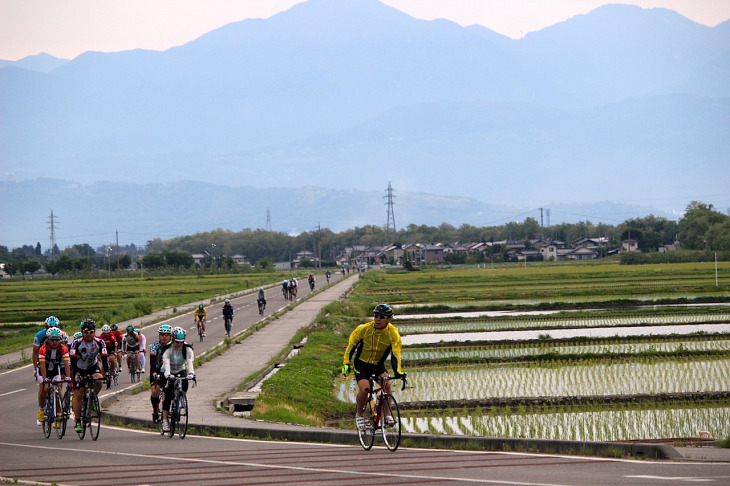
[222,299,234,335]
[308,274,315,291]
[194,304,207,337]
[257,288,266,314]
[160,327,195,433]
[342,303,403,431]
[281,279,289,299]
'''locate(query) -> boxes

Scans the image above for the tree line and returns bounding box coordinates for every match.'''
[1,201,728,276]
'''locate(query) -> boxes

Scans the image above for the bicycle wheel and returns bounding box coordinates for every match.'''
[60,388,71,438]
[357,399,376,450]
[380,394,401,452]
[224,318,231,336]
[129,355,137,383]
[54,390,65,439]
[177,393,189,439]
[88,393,101,441]
[42,397,52,439]
[198,323,204,342]
[168,394,177,438]
[77,395,87,440]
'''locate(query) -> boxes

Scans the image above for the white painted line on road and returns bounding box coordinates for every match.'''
[626,475,715,482]
[0,388,26,397]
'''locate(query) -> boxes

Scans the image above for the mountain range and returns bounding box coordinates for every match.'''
[1,0,728,246]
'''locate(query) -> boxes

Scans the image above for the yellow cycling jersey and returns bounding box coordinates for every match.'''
[343,321,402,374]
[195,308,207,320]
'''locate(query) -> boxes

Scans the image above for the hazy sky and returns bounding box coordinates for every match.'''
[2,0,729,61]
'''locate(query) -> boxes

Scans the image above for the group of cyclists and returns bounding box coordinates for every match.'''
[30,272,358,437]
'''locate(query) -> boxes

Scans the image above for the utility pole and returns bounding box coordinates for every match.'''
[384,182,396,244]
[47,210,59,259]
[116,229,120,271]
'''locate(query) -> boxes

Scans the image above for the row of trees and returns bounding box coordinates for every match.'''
[1,201,728,276]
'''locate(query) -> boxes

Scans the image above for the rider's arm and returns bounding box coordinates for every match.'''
[185,346,195,376]
[161,347,172,379]
[38,345,48,380]
[343,324,365,365]
[389,327,403,375]
[99,340,109,375]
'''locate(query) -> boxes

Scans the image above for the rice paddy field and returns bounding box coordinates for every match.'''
[343,261,730,442]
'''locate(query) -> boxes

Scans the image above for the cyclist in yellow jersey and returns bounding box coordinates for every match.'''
[342,303,403,431]
[194,304,207,337]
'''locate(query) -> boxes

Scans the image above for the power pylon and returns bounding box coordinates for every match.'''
[266,208,272,231]
[384,182,396,243]
[47,210,59,258]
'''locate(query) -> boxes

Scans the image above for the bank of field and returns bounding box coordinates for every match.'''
[0,273,281,354]
[251,261,730,442]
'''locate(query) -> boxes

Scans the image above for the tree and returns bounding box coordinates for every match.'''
[23,260,41,276]
[141,253,165,269]
[679,201,729,250]
[3,262,17,277]
[45,259,60,276]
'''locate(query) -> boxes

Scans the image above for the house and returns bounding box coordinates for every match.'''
[621,239,638,252]
[191,253,207,265]
[571,237,608,249]
[229,254,248,267]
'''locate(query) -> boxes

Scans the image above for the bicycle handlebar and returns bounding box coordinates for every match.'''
[369,373,407,391]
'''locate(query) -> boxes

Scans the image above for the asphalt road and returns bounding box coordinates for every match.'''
[2,271,729,485]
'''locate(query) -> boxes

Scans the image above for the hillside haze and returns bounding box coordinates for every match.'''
[1,0,728,245]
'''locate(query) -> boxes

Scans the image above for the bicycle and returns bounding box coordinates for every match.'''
[257,299,266,316]
[76,375,104,441]
[309,279,315,291]
[127,351,141,383]
[196,319,205,342]
[42,376,72,439]
[358,373,407,452]
[166,374,196,439]
[224,316,232,337]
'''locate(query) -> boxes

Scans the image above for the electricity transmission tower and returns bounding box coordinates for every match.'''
[266,208,272,231]
[47,210,59,258]
[384,182,396,243]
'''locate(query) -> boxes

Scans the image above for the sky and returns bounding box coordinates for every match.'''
[2,0,730,61]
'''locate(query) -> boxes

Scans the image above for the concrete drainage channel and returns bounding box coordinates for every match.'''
[219,337,307,415]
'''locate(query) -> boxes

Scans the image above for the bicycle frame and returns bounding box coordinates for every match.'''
[42,376,71,439]
[167,375,196,439]
[76,375,104,441]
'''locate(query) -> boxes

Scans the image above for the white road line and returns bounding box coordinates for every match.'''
[0,441,573,486]
[0,388,26,397]
[626,475,716,482]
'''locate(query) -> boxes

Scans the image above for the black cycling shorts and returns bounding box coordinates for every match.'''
[353,359,387,384]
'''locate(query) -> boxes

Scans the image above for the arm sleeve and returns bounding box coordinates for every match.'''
[161,348,171,378]
[185,346,195,375]
[389,328,403,374]
[343,325,363,365]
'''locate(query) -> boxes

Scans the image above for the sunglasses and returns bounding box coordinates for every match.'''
[374,314,389,319]
[83,330,95,334]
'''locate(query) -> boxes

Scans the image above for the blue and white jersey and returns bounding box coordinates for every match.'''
[33,329,48,347]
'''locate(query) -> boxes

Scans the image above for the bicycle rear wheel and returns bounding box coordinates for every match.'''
[198,323,204,342]
[88,393,101,441]
[177,393,189,439]
[77,396,87,440]
[129,355,138,383]
[380,394,401,451]
[357,400,376,450]
[54,390,65,439]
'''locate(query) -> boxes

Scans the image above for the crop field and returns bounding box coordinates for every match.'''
[342,261,730,442]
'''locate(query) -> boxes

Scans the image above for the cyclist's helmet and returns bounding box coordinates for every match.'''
[101,324,111,334]
[111,323,118,331]
[158,324,172,335]
[126,325,134,332]
[134,328,140,333]
[73,331,83,340]
[373,303,394,319]
[199,304,204,310]
[60,330,69,344]
[46,327,62,340]
[173,326,186,342]
[81,318,96,331]
[45,316,59,328]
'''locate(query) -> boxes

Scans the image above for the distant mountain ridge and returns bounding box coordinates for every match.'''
[1,0,728,233]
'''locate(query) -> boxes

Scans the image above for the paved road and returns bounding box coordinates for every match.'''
[2,271,729,485]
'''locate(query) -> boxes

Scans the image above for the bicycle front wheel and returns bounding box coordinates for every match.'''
[357,400,375,451]
[77,396,87,440]
[380,394,402,452]
[59,388,71,438]
[177,393,189,439]
[129,355,138,383]
[198,324,204,342]
[42,398,52,439]
[88,393,101,441]
[54,390,65,439]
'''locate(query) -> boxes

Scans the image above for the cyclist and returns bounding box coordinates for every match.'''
[123,325,141,373]
[110,324,124,371]
[222,299,234,330]
[289,277,298,299]
[281,279,289,299]
[99,325,119,378]
[160,326,195,432]
[136,328,147,373]
[33,316,60,425]
[342,303,403,431]
[257,288,266,313]
[325,270,331,284]
[37,327,71,427]
[69,319,108,433]
[194,304,207,337]
[148,324,173,423]
[308,274,315,291]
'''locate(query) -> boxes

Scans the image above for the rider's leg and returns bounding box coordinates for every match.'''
[139,351,146,371]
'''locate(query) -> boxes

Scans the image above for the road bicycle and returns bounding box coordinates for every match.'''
[224,316,233,337]
[109,363,119,387]
[165,374,196,439]
[257,298,266,316]
[309,279,315,291]
[127,351,141,383]
[76,375,104,441]
[42,376,72,439]
[196,319,205,342]
[358,373,407,452]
